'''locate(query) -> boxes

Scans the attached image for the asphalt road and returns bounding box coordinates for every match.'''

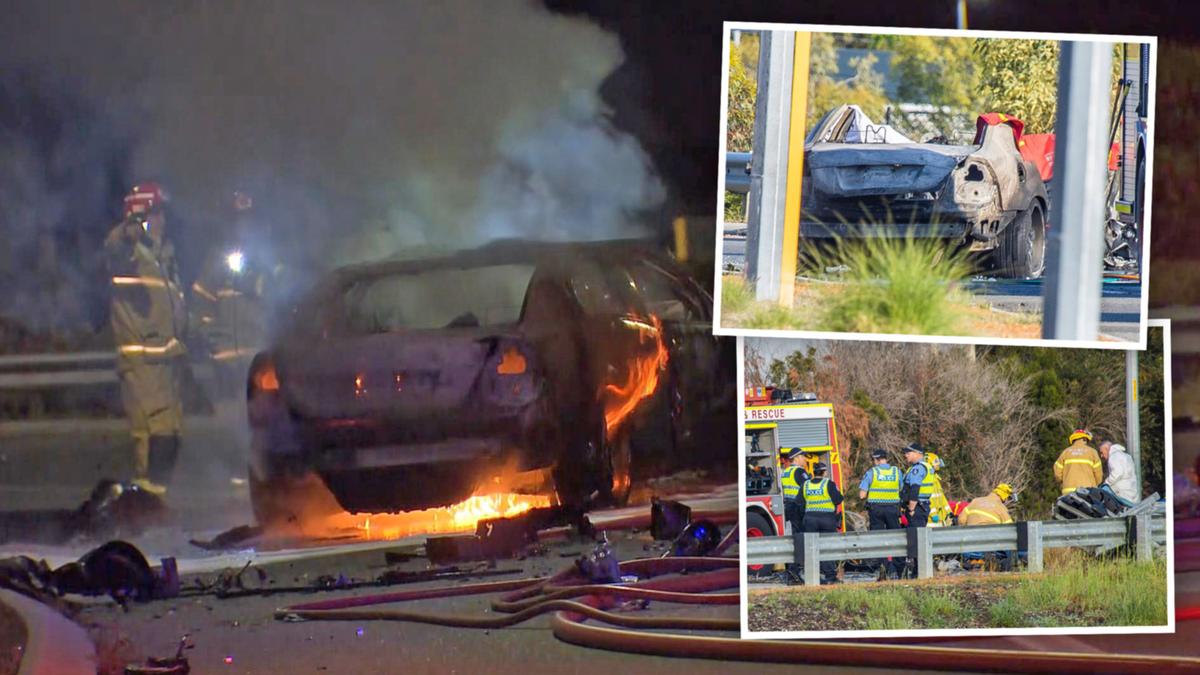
[722,234,1143,342]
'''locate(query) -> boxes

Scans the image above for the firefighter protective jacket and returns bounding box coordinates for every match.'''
[958,492,1013,526]
[106,221,187,364]
[1054,440,1104,495]
[190,243,272,363]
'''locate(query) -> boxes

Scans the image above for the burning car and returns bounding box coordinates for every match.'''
[246,239,733,521]
[800,105,1049,278]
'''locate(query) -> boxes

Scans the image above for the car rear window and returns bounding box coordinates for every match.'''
[341,264,536,332]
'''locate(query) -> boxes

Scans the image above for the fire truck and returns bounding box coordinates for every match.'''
[743,386,845,577]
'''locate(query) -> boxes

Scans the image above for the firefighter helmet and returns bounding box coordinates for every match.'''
[124,182,169,217]
[1069,429,1093,443]
[994,483,1014,501]
[925,452,944,471]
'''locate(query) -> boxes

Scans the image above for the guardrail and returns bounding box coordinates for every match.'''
[0,351,118,389]
[725,151,751,194]
[746,513,1167,586]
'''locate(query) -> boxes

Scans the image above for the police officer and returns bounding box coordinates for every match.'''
[800,461,843,584]
[858,448,902,580]
[779,448,809,583]
[900,442,936,578]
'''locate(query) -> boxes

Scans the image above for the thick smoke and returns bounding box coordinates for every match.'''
[0,0,665,333]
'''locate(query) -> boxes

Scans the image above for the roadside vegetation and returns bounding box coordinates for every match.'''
[720,235,1040,337]
[748,551,1167,632]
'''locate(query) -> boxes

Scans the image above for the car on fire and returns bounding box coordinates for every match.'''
[799,105,1050,278]
[246,239,734,521]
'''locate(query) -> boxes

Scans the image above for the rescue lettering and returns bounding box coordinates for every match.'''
[745,408,786,421]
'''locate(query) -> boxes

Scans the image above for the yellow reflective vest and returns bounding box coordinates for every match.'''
[780,466,802,500]
[866,465,901,504]
[802,478,835,512]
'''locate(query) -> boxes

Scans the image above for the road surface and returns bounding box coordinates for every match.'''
[722,234,1143,342]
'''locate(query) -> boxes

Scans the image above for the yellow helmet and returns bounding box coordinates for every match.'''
[1069,429,1093,443]
[925,452,944,472]
[994,483,1013,501]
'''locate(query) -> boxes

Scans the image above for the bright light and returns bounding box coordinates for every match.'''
[226,250,245,274]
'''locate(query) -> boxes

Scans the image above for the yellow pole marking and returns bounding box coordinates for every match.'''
[779,32,811,307]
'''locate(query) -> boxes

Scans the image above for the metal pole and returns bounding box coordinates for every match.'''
[1126,347,1141,498]
[1042,41,1112,340]
[956,0,968,30]
[746,31,795,302]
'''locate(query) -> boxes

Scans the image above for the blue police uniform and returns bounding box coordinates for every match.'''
[860,462,903,578]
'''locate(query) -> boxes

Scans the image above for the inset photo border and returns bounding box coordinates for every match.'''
[714,22,1156,351]
[737,319,1173,639]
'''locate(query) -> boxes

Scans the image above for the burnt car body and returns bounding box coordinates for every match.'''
[800,105,1049,278]
[246,239,735,518]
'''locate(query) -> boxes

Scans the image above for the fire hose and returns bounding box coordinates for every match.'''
[276,551,1200,673]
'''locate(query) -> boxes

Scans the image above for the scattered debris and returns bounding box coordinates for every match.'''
[124,635,192,674]
[576,535,621,583]
[0,480,167,546]
[0,540,171,610]
[189,525,264,551]
[665,520,721,558]
[650,498,691,541]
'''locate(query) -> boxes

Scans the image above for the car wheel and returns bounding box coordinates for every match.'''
[248,466,341,527]
[746,510,776,579]
[993,203,1046,278]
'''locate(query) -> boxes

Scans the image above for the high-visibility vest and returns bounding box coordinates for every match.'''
[802,478,835,512]
[905,462,936,501]
[866,465,901,504]
[780,466,802,500]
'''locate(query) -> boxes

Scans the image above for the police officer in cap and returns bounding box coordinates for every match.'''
[779,448,809,582]
[901,442,936,578]
[800,461,843,584]
[859,447,903,580]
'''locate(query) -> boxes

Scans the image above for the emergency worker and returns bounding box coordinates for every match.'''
[105,182,187,495]
[190,191,276,397]
[779,448,809,582]
[799,461,843,584]
[959,483,1016,526]
[925,452,951,525]
[900,442,935,578]
[1054,429,1103,495]
[858,448,902,579]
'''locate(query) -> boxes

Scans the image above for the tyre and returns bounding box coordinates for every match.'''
[248,467,342,527]
[746,510,777,579]
[993,203,1046,278]
[554,411,632,509]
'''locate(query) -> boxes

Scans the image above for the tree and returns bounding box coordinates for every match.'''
[726,39,756,153]
[806,33,889,133]
[974,39,1060,134]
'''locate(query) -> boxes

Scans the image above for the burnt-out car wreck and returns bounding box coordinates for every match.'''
[245,239,735,520]
[800,105,1049,278]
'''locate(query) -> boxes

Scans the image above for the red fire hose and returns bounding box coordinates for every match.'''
[276,550,1200,673]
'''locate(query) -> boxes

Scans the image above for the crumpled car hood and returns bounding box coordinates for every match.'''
[807,143,976,197]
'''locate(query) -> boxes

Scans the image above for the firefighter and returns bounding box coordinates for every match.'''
[105,182,187,495]
[1054,429,1104,496]
[925,451,951,525]
[900,442,935,578]
[959,483,1016,526]
[858,448,902,580]
[799,461,843,585]
[190,191,275,398]
[779,447,808,583]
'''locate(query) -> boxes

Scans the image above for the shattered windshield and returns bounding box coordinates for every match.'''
[341,264,536,333]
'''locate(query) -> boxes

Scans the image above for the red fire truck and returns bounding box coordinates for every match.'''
[743,387,845,577]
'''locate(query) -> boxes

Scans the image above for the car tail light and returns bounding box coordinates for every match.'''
[496,346,527,375]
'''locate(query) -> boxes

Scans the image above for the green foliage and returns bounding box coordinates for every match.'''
[1138,328,1167,497]
[766,347,818,391]
[727,39,757,152]
[807,32,889,132]
[974,39,1060,133]
[725,191,745,223]
[813,234,971,336]
[720,274,754,316]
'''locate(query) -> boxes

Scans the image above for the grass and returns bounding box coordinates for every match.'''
[720,234,1041,338]
[747,552,1167,632]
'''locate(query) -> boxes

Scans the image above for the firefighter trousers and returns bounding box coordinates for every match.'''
[118,357,183,482]
[867,502,902,577]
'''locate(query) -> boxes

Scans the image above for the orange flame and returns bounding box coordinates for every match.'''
[603,314,669,436]
[320,492,553,541]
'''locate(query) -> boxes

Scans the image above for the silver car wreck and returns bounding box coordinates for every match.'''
[799,105,1049,278]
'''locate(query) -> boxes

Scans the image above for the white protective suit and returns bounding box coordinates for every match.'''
[1104,444,1138,502]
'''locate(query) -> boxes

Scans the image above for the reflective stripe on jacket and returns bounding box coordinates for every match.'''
[106,223,187,365]
[780,466,802,500]
[1054,440,1103,494]
[803,478,835,512]
[918,461,937,500]
[959,492,1013,526]
[866,465,901,503]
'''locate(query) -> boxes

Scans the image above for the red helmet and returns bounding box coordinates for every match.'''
[123,182,169,218]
